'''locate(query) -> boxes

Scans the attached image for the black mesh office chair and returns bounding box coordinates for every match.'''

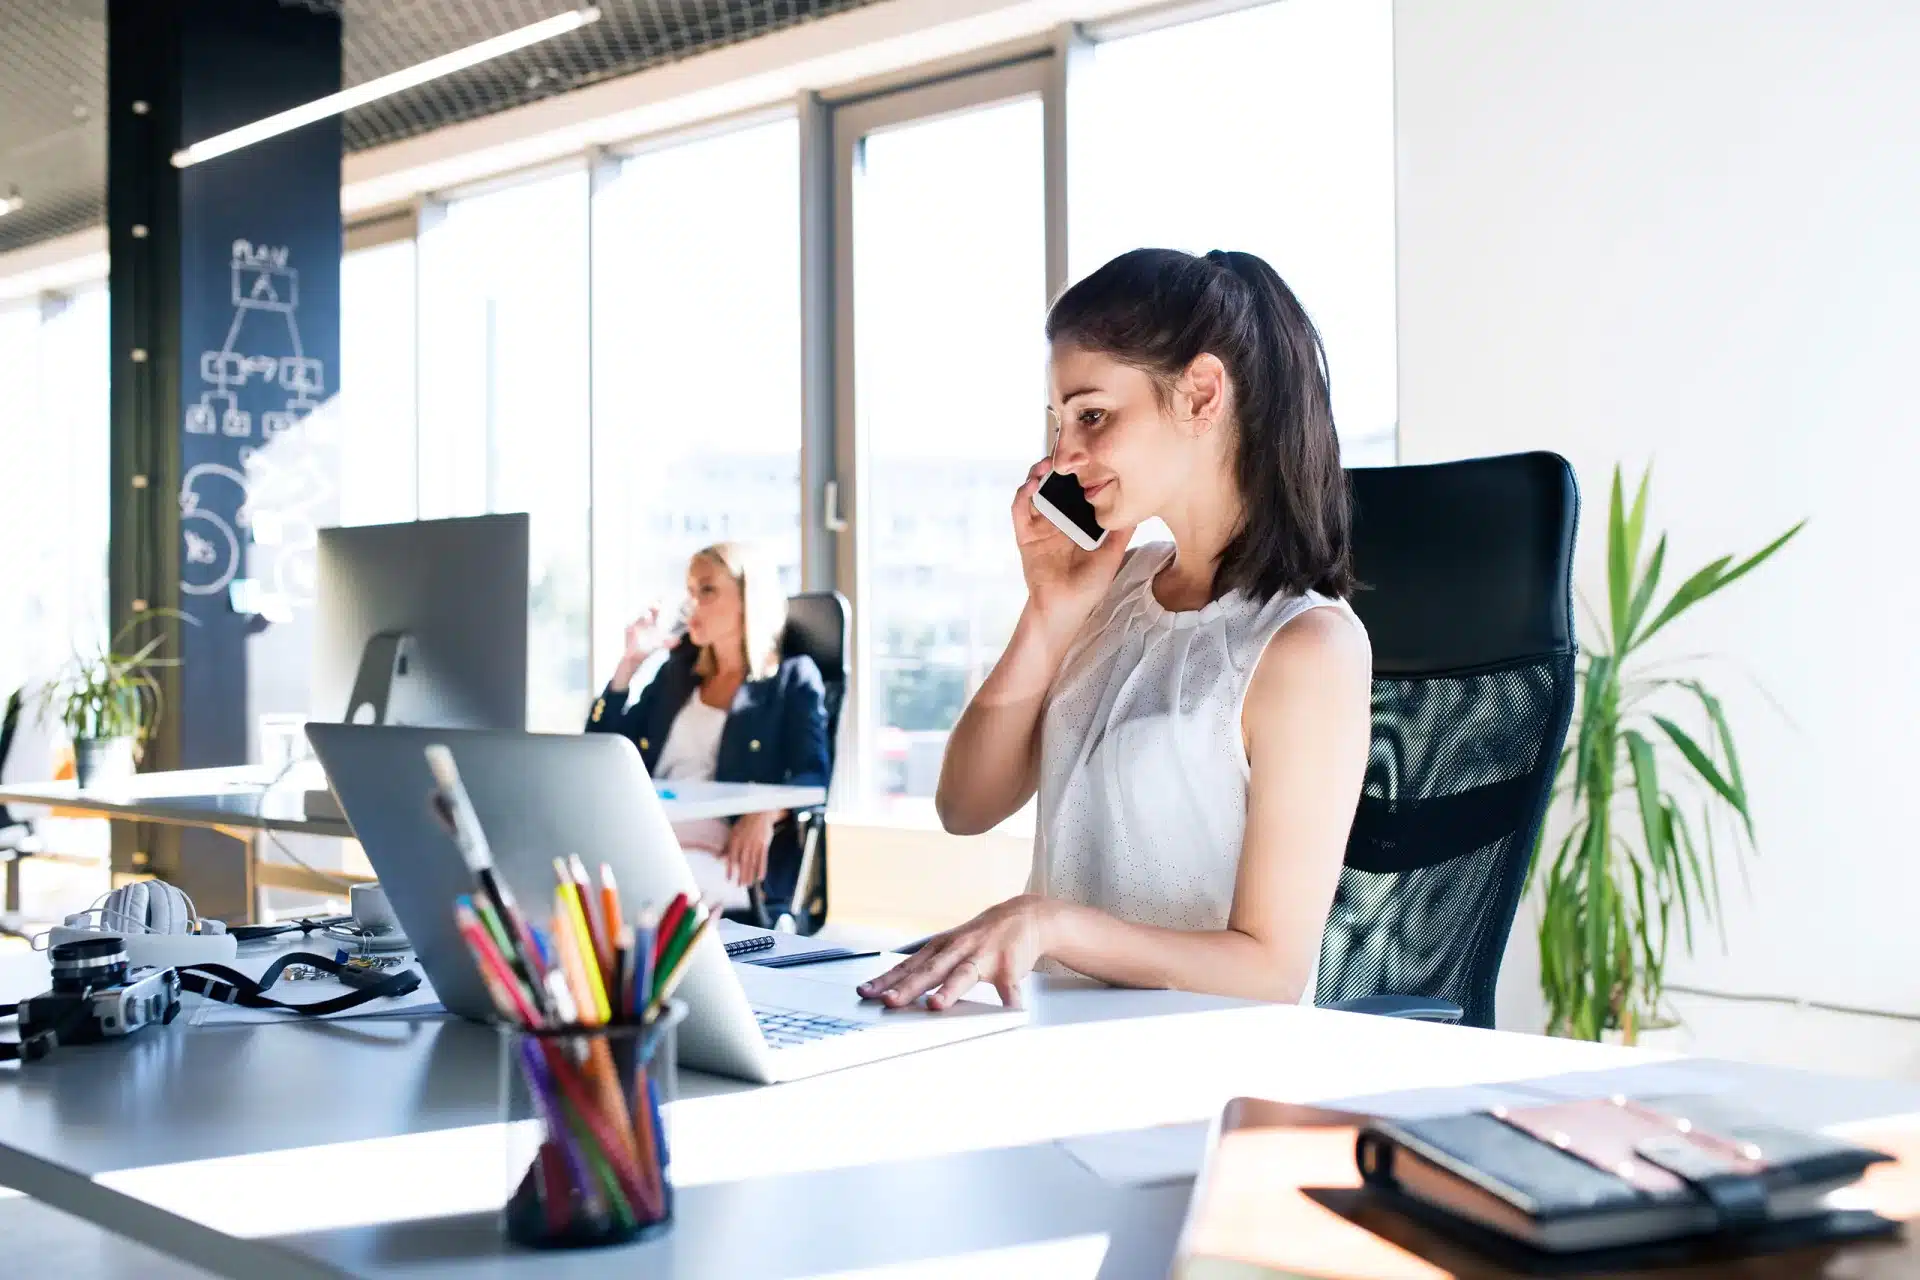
[767,590,848,935]
[1314,452,1579,1027]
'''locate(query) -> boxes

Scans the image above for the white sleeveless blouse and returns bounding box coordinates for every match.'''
[1028,542,1364,995]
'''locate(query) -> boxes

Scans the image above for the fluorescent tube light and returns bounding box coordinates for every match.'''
[171,6,601,168]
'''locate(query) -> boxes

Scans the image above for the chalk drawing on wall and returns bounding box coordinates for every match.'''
[184,240,327,441]
[178,462,248,597]
[180,239,339,617]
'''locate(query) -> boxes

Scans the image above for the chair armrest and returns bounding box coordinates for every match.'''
[1319,994,1463,1022]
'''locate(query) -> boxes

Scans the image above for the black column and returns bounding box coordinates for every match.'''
[109,0,342,918]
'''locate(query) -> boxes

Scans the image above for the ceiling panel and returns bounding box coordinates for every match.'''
[0,0,880,257]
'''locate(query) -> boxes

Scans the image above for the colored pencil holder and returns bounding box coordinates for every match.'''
[500,1000,687,1250]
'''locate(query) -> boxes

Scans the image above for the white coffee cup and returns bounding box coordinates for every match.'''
[349,881,400,936]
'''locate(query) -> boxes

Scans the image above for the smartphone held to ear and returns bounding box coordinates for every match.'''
[1032,471,1109,551]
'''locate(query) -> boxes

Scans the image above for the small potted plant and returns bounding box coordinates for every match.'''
[42,610,191,789]
[1533,465,1802,1042]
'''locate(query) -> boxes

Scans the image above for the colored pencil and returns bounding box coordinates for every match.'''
[454,898,541,1026]
[650,902,706,1008]
[551,889,601,1026]
[646,906,711,1021]
[567,855,610,973]
[652,892,690,967]
[598,863,624,982]
[440,842,695,1239]
[543,1041,654,1219]
[519,1036,607,1225]
[555,872,612,1025]
[629,911,657,1022]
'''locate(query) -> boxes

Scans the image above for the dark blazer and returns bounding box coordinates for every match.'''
[585,645,830,906]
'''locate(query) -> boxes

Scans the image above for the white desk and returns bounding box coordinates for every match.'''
[0,769,826,915]
[5,947,1915,1279]
[0,768,826,837]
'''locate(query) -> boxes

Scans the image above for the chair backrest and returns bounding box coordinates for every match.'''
[1313,452,1579,1028]
[780,591,849,779]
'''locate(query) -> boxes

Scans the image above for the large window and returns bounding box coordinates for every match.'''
[0,289,110,701]
[2,0,1400,842]
[337,238,419,527]
[418,165,592,732]
[1072,0,1398,464]
[590,118,804,684]
[841,71,1049,811]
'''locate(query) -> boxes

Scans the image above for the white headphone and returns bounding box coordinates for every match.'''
[86,880,226,937]
[49,880,237,967]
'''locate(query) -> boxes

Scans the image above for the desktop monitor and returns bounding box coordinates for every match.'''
[313,513,529,730]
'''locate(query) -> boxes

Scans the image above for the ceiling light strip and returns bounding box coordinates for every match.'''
[171,6,602,169]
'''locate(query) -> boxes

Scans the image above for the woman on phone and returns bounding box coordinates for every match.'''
[860,248,1372,1011]
[587,542,829,913]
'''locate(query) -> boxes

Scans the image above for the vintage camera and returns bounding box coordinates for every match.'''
[19,936,181,1054]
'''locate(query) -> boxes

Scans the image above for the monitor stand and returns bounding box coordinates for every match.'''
[305,630,420,822]
[343,630,417,726]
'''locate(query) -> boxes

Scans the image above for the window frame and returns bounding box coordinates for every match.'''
[824,54,1062,814]
[0,0,1399,829]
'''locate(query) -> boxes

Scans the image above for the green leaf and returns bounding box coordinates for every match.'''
[1633,555,1731,650]
[1634,520,1803,650]
[1607,467,1630,648]
[1622,535,1667,651]
[1572,655,1615,806]
[1582,817,1610,1034]
[1701,802,1727,945]
[1625,465,1651,591]
[1681,680,1753,843]
[1666,802,1699,952]
[1652,714,1749,832]
[1624,729,1666,881]
[1710,520,1806,599]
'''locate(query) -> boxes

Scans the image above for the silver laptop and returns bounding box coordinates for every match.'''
[304,724,1025,1083]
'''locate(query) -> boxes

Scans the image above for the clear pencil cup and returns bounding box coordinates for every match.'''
[498,1000,686,1250]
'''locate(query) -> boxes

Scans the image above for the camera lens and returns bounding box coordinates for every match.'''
[50,935,130,992]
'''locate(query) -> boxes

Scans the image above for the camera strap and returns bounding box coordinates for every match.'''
[0,998,91,1063]
[178,952,421,1016]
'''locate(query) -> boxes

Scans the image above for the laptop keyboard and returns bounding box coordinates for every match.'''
[753,1004,868,1049]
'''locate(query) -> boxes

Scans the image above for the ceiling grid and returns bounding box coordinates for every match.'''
[0,0,880,255]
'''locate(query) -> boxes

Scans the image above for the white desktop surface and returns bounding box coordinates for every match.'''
[3,945,1917,1278]
[0,767,824,837]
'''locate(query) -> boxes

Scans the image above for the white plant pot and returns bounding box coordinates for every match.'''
[73,736,136,789]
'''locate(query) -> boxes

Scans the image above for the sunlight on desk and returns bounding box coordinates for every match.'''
[798,1233,1111,1279]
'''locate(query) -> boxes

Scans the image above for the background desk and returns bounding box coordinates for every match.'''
[4,947,1915,1279]
[0,770,826,918]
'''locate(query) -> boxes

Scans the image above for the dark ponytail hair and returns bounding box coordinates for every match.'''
[1045,247,1354,603]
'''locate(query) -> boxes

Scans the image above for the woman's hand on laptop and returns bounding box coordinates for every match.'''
[858,895,1053,1011]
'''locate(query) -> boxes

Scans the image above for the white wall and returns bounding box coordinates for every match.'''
[1394,0,1920,1047]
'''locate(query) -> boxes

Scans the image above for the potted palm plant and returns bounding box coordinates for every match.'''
[42,611,191,789]
[1534,465,1802,1042]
